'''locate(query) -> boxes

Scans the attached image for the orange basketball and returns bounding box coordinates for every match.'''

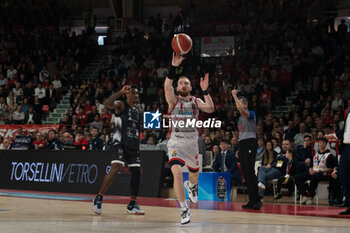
[171,33,192,55]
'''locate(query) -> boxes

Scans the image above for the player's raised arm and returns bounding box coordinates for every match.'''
[231,89,250,118]
[103,85,130,113]
[196,73,215,113]
[164,53,184,109]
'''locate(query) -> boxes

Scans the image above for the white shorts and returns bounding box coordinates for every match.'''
[167,137,199,172]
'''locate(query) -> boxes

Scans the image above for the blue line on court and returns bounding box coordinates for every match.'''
[0,209,10,211]
[0,191,95,201]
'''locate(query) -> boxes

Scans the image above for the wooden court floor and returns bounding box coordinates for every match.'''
[0,190,350,233]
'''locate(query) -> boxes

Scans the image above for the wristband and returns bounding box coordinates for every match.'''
[167,66,177,80]
[202,89,209,95]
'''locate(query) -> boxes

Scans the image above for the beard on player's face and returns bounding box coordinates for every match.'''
[178,89,190,97]
[126,94,139,104]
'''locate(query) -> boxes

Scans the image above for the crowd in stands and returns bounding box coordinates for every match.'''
[0,0,69,28]
[0,0,349,205]
[0,0,97,144]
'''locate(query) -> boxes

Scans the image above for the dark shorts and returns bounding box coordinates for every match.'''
[111,144,141,167]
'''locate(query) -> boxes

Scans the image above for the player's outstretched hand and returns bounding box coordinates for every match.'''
[231,89,238,97]
[172,52,185,67]
[200,73,209,91]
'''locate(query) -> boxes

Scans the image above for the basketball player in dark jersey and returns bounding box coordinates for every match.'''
[93,85,144,215]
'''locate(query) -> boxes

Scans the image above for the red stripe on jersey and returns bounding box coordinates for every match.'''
[168,98,179,138]
[168,157,186,165]
[187,165,199,172]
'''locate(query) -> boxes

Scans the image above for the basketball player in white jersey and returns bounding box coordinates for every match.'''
[164,53,215,224]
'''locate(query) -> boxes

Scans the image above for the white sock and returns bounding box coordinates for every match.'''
[179,201,188,211]
[189,181,196,188]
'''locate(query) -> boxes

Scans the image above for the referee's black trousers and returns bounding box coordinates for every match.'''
[339,145,350,206]
[238,138,259,203]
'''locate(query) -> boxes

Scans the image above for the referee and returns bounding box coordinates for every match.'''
[232,90,262,210]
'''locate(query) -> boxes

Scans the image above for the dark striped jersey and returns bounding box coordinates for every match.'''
[112,101,140,149]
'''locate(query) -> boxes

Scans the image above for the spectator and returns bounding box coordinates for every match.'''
[21,98,29,113]
[147,135,156,145]
[85,100,93,115]
[77,108,88,126]
[100,108,111,126]
[33,132,46,150]
[212,130,222,146]
[39,66,50,82]
[74,131,89,146]
[331,92,343,111]
[0,74,7,87]
[257,139,291,199]
[5,115,15,124]
[313,131,331,154]
[140,130,149,144]
[8,98,17,112]
[198,136,206,165]
[204,136,213,151]
[274,148,308,200]
[95,99,105,114]
[24,106,40,125]
[12,82,22,98]
[156,61,168,79]
[294,122,308,146]
[284,121,297,142]
[34,83,46,100]
[0,138,12,150]
[103,130,112,146]
[59,115,72,130]
[0,97,5,110]
[62,132,75,150]
[337,19,348,42]
[271,138,281,154]
[52,75,62,89]
[230,135,239,151]
[33,97,42,114]
[45,84,56,109]
[296,135,312,166]
[89,127,104,150]
[0,105,11,122]
[46,130,63,150]
[87,106,98,123]
[261,141,277,166]
[24,82,35,102]
[7,64,17,79]
[212,140,242,185]
[256,138,266,162]
[296,138,338,205]
[212,145,220,158]
[12,105,25,124]
[259,84,272,113]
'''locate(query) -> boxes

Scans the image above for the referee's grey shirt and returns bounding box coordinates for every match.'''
[238,110,256,141]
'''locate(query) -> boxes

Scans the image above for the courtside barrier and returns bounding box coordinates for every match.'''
[0,150,166,197]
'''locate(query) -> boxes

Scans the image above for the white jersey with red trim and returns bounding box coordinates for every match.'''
[167,96,200,170]
[313,151,331,170]
[168,96,199,140]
